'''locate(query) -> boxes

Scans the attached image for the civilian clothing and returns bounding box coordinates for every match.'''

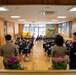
[0,41,19,63]
[51,45,67,58]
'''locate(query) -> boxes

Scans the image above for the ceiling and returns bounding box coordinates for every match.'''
[0,5,76,24]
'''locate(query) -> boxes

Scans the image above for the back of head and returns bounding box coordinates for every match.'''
[5,34,12,41]
[73,32,76,36]
[55,35,64,46]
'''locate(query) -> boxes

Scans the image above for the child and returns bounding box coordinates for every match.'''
[23,45,30,62]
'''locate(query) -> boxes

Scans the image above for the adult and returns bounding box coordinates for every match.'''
[0,34,19,68]
[69,32,76,69]
[51,35,67,58]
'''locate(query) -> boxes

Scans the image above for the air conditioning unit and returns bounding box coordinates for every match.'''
[41,11,57,16]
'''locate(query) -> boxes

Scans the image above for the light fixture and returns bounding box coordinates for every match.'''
[52,20,58,21]
[57,16,66,18]
[0,6,8,11]
[41,11,45,15]
[69,7,76,11]
[10,16,20,18]
[18,19,25,21]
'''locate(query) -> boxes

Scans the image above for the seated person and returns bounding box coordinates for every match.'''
[65,40,72,55]
[23,45,30,62]
[18,42,23,55]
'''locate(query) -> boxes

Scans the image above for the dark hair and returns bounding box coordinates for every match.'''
[55,35,64,46]
[73,32,76,36]
[5,34,12,41]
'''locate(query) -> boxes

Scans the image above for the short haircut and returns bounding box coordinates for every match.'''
[5,34,12,41]
[55,35,64,46]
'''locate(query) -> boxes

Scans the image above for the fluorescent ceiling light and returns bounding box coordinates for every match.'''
[11,16,20,18]
[57,16,66,18]
[18,19,25,21]
[69,7,76,11]
[52,20,58,21]
[0,6,8,11]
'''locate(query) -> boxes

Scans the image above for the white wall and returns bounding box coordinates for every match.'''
[14,23,19,35]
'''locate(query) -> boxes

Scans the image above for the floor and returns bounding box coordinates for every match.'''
[0,41,69,70]
[20,41,52,70]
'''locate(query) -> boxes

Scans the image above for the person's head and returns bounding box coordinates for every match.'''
[5,34,12,41]
[55,35,64,46]
[73,32,76,40]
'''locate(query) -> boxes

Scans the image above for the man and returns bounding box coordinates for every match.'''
[0,34,19,68]
[69,32,76,69]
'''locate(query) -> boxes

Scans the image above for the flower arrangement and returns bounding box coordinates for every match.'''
[52,58,67,70]
[5,57,24,70]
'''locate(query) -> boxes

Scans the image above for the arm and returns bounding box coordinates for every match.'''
[51,47,55,57]
[0,47,3,56]
[69,43,74,59]
[14,45,19,56]
[69,48,73,59]
[64,47,67,55]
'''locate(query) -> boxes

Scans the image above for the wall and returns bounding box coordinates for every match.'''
[0,18,5,45]
[18,24,23,37]
[72,19,76,40]
[14,23,19,36]
[55,24,58,33]
[72,19,76,35]
[6,21,15,40]
[0,18,15,45]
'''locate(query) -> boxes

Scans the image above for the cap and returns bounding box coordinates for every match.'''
[73,32,76,36]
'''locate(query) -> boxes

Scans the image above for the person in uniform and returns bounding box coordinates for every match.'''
[69,32,76,69]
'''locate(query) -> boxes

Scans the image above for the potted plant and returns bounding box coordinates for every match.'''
[52,58,67,70]
[5,57,24,70]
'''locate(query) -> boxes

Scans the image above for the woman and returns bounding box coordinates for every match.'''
[51,35,67,58]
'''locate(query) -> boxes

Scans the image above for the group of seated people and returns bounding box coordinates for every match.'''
[43,36,56,61]
[14,37,34,61]
[35,35,43,41]
[43,35,73,62]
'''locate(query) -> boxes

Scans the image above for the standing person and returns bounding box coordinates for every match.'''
[0,34,19,69]
[51,35,67,58]
[69,32,76,69]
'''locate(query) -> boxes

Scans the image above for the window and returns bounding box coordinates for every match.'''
[23,24,46,37]
[58,22,70,37]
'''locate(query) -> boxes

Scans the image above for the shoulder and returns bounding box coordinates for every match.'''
[0,44,6,49]
[9,43,17,48]
[63,46,67,50]
[52,45,57,50]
